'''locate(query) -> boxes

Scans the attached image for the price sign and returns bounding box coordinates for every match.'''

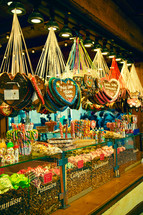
[44,172,52,184]
[78,160,84,169]
[0,168,4,175]
[90,120,96,129]
[117,148,120,154]
[100,154,104,161]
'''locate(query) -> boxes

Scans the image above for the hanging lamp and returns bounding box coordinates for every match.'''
[28,9,44,24]
[8,1,26,15]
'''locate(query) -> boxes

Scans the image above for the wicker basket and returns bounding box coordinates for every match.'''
[36,126,48,133]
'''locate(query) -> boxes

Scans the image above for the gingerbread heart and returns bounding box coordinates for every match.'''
[0,72,34,108]
[52,78,78,106]
[101,78,120,102]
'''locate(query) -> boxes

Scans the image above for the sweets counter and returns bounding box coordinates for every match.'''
[62,133,142,204]
[0,155,62,215]
[0,133,142,214]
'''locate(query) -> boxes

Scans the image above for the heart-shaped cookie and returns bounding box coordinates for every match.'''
[101,78,120,102]
[52,78,78,106]
[0,102,12,116]
[28,74,45,106]
[0,72,34,108]
[45,84,67,112]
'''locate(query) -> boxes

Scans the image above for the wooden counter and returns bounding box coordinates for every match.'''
[52,163,143,215]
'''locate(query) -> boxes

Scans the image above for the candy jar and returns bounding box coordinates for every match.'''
[0,139,6,158]
[14,145,19,163]
[6,141,15,164]
[7,141,14,155]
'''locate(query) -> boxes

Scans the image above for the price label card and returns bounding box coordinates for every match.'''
[44,172,52,184]
[100,154,104,160]
[4,89,19,100]
[0,168,4,175]
[117,148,120,154]
[91,120,96,129]
[78,160,84,169]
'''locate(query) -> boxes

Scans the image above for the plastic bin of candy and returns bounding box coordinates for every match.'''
[66,153,92,201]
[0,172,29,215]
[91,146,114,189]
[17,161,61,215]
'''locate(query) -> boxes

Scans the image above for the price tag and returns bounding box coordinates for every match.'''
[117,148,120,154]
[4,89,19,100]
[78,160,84,169]
[0,168,4,175]
[44,172,52,184]
[100,154,104,160]
[91,120,96,129]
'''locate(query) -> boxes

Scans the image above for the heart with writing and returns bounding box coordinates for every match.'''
[0,72,34,108]
[101,78,120,102]
[52,78,78,106]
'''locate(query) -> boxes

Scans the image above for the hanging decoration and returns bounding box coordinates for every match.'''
[0,12,34,110]
[92,48,110,79]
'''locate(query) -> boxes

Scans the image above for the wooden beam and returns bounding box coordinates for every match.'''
[69,0,143,53]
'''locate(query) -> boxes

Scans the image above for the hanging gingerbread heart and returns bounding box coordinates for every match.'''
[0,102,12,116]
[73,76,83,87]
[100,78,120,102]
[0,72,34,108]
[52,78,78,106]
[28,74,45,106]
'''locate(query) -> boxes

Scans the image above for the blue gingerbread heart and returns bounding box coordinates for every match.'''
[52,78,78,106]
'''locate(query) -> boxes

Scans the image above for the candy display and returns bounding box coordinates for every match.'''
[31,142,62,157]
[6,123,38,156]
[66,145,114,199]
[17,163,61,215]
[0,173,30,214]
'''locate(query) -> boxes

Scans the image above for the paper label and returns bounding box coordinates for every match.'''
[44,172,52,184]
[100,154,104,160]
[4,89,19,100]
[78,160,84,169]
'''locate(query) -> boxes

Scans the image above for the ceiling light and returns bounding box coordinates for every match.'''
[116,54,122,61]
[31,49,35,53]
[127,58,133,66]
[59,25,72,38]
[28,10,44,24]
[6,35,10,39]
[83,34,94,48]
[8,1,26,15]
[102,47,109,55]
[91,43,102,52]
[64,43,68,47]
[7,1,13,6]
[108,51,116,58]
[45,19,59,31]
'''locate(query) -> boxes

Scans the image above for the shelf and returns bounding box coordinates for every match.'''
[0,133,140,168]
[0,154,60,169]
